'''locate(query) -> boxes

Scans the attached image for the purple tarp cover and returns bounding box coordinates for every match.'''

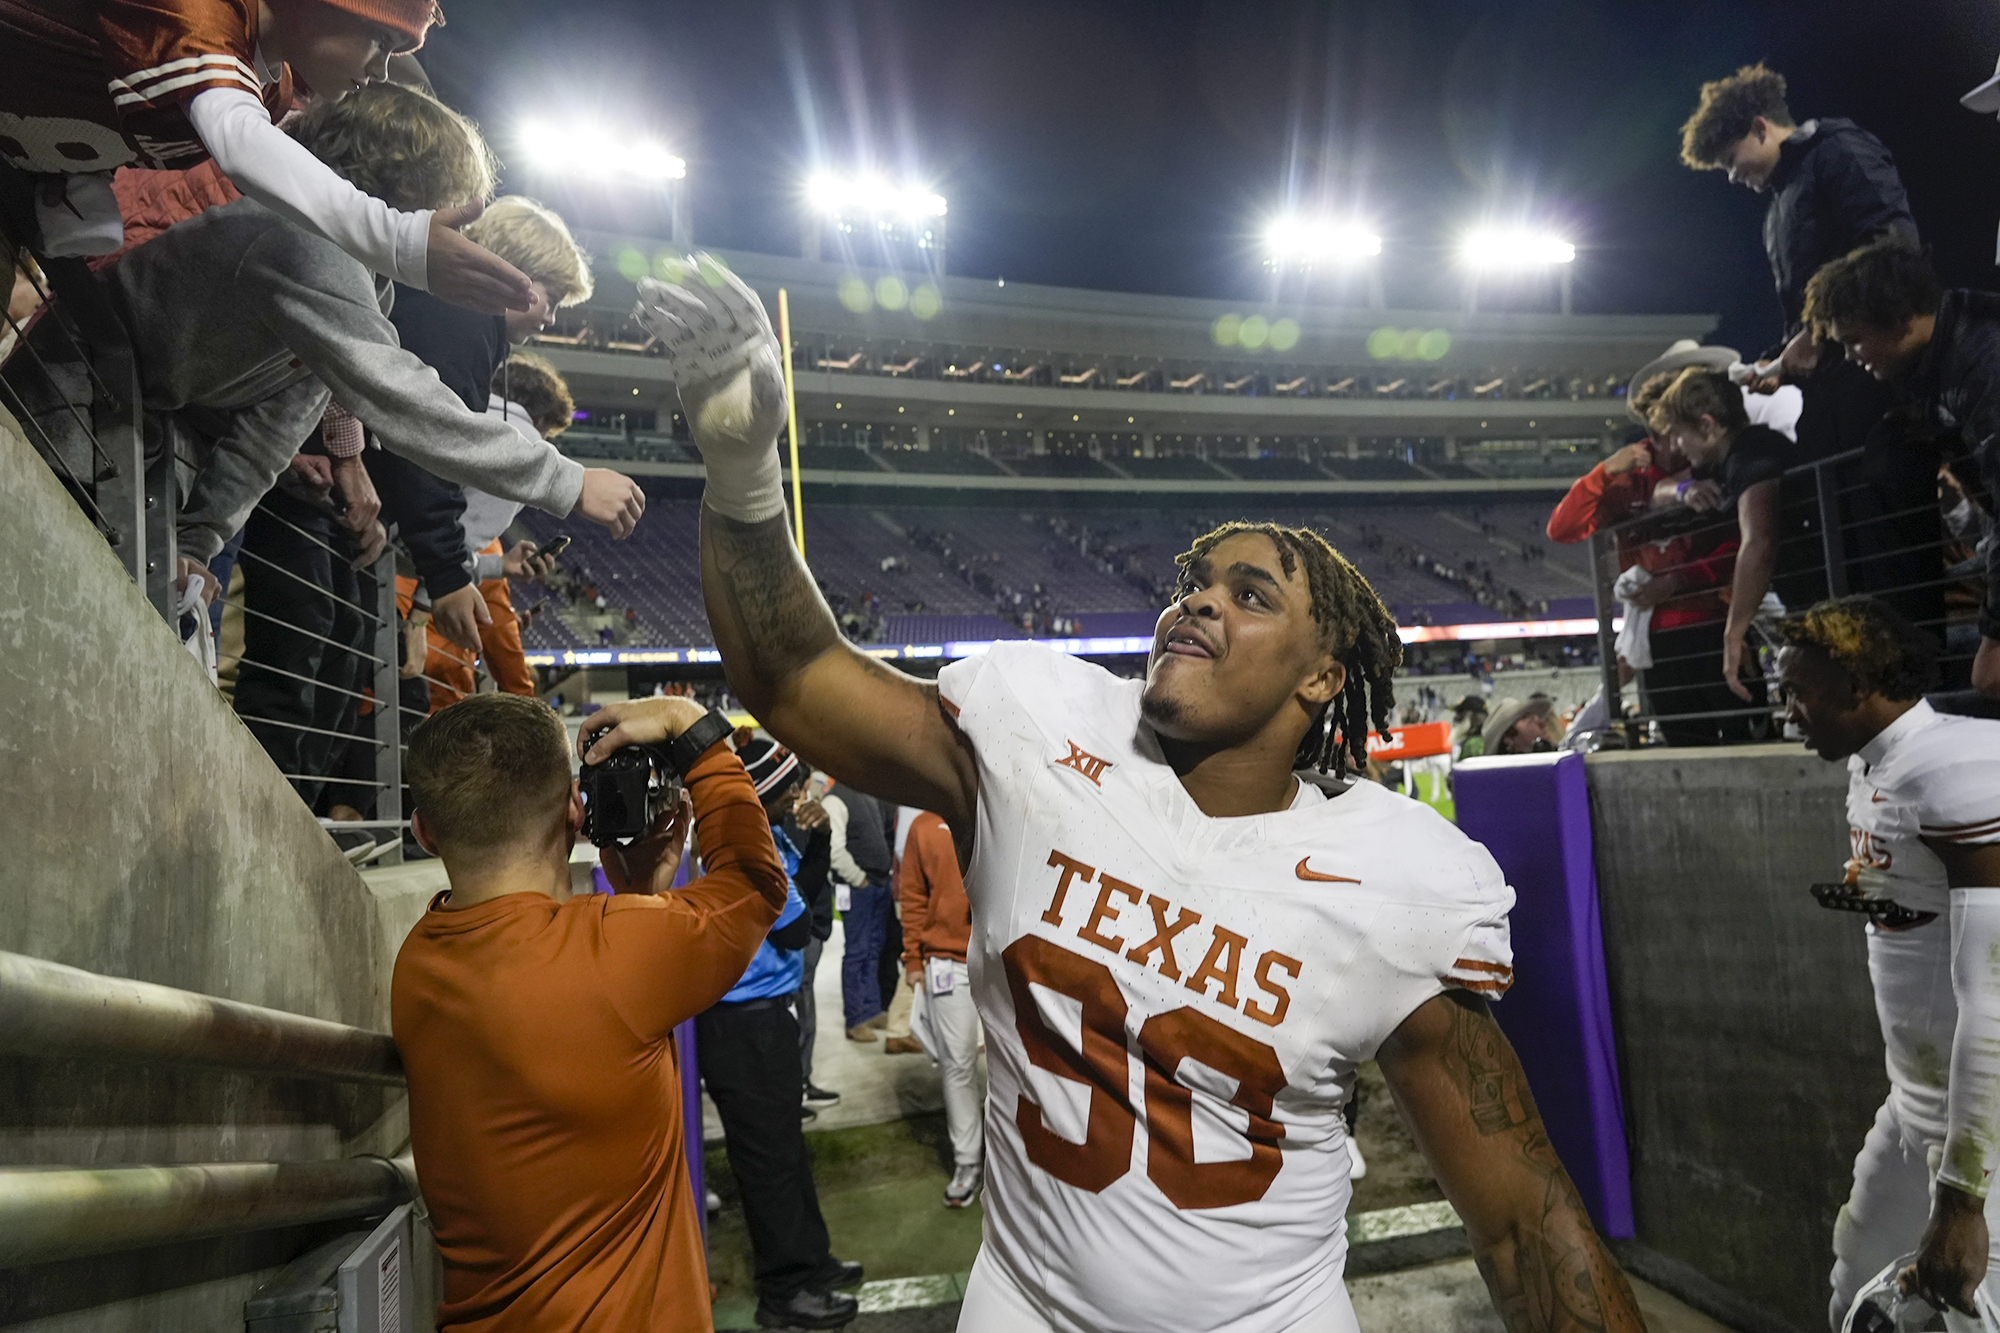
[1453,749,1635,1238]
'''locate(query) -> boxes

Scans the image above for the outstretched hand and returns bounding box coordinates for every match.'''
[632,258,789,457]
[576,468,645,538]
[427,201,534,315]
[1721,631,1753,702]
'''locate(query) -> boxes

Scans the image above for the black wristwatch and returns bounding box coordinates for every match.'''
[664,708,735,778]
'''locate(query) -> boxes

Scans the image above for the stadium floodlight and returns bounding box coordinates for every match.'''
[1458,228,1576,269]
[1264,216,1382,264]
[519,120,686,184]
[806,172,947,220]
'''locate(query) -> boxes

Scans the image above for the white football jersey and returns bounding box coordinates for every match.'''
[1845,701,2000,917]
[938,644,1514,1333]
[1842,701,2000,1137]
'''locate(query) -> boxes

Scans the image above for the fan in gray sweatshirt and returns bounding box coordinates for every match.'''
[97,195,588,562]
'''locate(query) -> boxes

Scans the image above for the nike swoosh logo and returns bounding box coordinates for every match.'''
[1871,791,1887,803]
[1296,857,1361,884]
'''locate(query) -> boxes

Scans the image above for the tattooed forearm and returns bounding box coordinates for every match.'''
[700,504,843,696]
[1474,1134,1629,1333]
[1414,995,1645,1333]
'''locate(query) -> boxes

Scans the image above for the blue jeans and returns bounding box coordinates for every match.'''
[840,880,893,1029]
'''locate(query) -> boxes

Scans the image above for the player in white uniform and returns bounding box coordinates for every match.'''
[1773,597,2000,1330]
[587,261,1648,1333]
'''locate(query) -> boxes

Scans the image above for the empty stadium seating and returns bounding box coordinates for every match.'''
[510,484,1593,651]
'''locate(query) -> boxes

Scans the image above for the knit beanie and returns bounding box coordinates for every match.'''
[313,0,442,52]
[736,737,802,799]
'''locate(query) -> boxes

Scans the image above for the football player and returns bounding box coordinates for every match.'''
[584,261,1647,1333]
[1774,597,2000,1328]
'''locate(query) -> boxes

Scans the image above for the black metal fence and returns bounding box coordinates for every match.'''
[1586,442,1982,746]
[0,186,515,862]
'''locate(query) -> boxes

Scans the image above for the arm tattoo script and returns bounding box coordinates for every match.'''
[704,509,842,691]
[1441,999,1634,1333]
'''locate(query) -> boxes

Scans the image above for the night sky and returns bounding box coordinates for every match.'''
[426,0,2000,355]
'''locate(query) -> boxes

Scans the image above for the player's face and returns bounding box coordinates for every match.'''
[1776,646,1867,761]
[1141,533,1340,751]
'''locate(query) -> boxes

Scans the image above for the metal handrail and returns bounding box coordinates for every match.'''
[1588,441,1977,741]
[0,951,403,1085]
[0,1153,412,1267]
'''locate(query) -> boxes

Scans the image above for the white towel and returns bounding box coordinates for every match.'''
[177,574,218,684]
[1613,565,1653,669]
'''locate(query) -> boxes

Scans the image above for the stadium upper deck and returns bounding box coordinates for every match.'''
[526,238,1716,494]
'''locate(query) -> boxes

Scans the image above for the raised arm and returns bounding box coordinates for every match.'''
[630,260,978,837]
[1378,991,1645,1333]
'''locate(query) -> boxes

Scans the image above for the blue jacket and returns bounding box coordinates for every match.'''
[719,826,807,1003]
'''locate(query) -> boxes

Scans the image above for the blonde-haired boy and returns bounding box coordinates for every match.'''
[464,196,594,336]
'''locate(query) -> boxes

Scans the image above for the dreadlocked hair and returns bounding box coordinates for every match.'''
[1172,521,1403,779]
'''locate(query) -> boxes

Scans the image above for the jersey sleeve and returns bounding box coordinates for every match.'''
[1913,736,2000,847]
[935,644,1008,725]
[96,0,261,162]
[1440,842,1516,998]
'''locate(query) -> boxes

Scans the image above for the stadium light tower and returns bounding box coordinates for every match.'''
[518,119,691,245]
[803,171,949,275]
[1458,227,1577,314]
[1262,215,1385,308]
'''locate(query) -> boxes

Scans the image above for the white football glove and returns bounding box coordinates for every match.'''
[633,256,789,523]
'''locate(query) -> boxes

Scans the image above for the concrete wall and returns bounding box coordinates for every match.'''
[0,409,439,1330]
[1587,744,1882,1331]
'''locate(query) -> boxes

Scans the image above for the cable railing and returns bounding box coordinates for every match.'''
[1585,443,1983,747]
[211,493,410,863]
[2,200,540,867]
[1,162,169,621]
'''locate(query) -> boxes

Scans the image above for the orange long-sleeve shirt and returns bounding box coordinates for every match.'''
[391,744,787,1333]
[1545,458,1662,546]
[898,811,971,965]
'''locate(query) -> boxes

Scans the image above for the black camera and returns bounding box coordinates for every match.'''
[579,745,682,846]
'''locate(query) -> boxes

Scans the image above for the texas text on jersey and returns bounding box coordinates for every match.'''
[938,643,1514,1333]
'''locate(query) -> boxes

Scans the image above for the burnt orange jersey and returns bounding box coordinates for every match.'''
[0,0,288,174]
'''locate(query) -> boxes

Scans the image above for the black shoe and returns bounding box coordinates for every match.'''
[825,1259,864,1290]
[755,1289,857,1329]
[803,1083,841,1104]
[800,1105,818,1123]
